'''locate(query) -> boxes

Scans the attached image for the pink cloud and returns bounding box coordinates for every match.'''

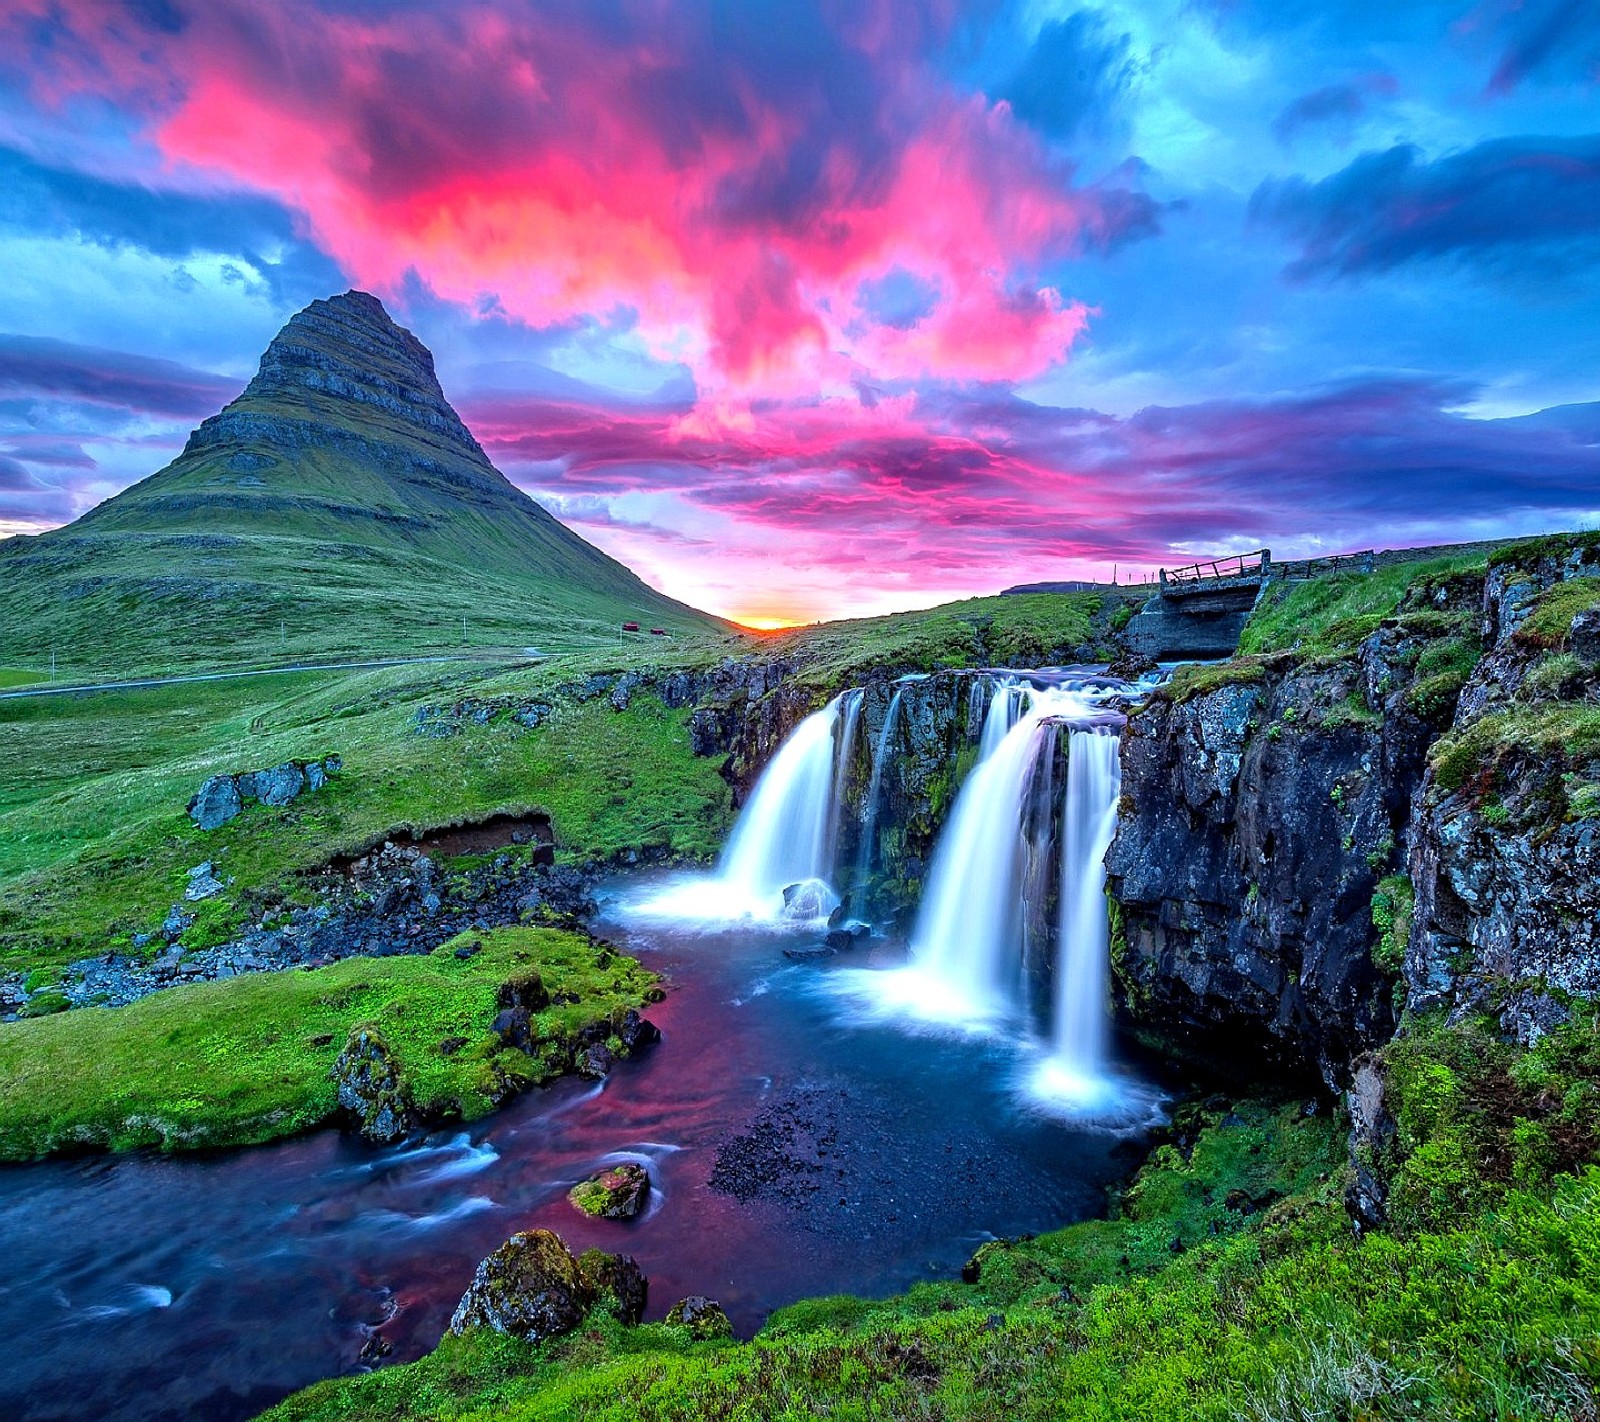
[5,1,1155,395]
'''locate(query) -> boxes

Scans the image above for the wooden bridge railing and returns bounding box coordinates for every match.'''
[1159,549,1271,591]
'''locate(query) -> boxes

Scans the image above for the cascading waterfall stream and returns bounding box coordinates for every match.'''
[630,669,1156,1120]
[853,684,904,892]
[977,679,1030,761]
[1047,729,1123,1099]
[905,691,1069,1020]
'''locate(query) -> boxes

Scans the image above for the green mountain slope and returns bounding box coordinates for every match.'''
[0,292,720,675]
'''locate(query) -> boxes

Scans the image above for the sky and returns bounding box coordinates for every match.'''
[0,1,1597,626]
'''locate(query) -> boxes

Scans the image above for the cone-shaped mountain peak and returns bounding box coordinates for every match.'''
[0,293,716,670]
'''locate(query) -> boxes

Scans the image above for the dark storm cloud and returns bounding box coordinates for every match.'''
[1250,135,1600,278]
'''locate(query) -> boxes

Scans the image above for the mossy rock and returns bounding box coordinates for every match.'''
[666,1294,733,1340]
[568,1163,650,1220]
[449,1229,589,1342]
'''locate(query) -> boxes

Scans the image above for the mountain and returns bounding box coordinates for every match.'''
[0,292,719,674]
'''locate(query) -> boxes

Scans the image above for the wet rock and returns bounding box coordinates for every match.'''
[331,1027,419,1144]
[577,1250,647,1325]
[187,776,243,830]
[1572,607,1600,664]
[491,1005,535,1053]
[358,1332,392,1364]
[780,878,834,921]
[497,970,549,1012]
[448,1230,591,1342]
[666,1295,732,1340]
[611,1007,660,1052]
[783,945,836,962]
[568,1163,650,1220]
[1345,1056,1396,1230]
[183,862,225,901]
[576,1043,616,1079]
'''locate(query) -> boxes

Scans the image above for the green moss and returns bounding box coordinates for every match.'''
[770,593,1100,686]
[1430,703,1600,794]
[1488,529,1600,568]
[1109,602,1135,634]
[1369,875,1413,976]
[0,924,656,1160]
[1239,554,1485,659]
[1383,1011,1600,1234]
[1160,657,1269,705]
[1516,579,1600,649]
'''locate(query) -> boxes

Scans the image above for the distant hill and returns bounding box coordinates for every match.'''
[0,292,721,675]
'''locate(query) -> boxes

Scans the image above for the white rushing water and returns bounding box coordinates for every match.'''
[1046,728,1122,1101]
[631,693,853,923]
[903,695,1061,1020]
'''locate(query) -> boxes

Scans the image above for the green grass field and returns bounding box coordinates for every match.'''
[0,590,1106,980]
[0,925,656,1160]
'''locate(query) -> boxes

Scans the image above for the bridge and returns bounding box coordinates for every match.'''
[1125,548,1376,659]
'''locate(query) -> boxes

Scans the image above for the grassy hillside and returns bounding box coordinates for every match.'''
[0,589,1107,979]
[0,292,720,678]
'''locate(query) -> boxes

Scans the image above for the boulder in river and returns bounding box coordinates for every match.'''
[331,1027,419,1144]
[449,1229,591,1341]
[666,1295,733,1340]
[568,1163,650,1220]
[576,1043,615,1078]
[780,878,835,921]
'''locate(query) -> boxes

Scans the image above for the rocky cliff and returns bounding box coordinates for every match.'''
[1107,535,1600,1098]
[1403,537,1600,1044]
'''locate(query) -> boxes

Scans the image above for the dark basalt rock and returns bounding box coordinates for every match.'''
[576,1043,616,1079]
[666,1295,732,1340]
[568,1163,650,1220]
[577,1249,648,1325]
[1107,597,1476,1086]
[448,1230,590,1342]
[610,1007,660,1051]
[331,1027,418,1144]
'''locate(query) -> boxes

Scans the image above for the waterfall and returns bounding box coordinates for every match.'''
[907,697,1060,1020]
[823,689,864,875]
[1049,729,1122,1095]
[853,684,904,890]
[978,680,1030,761]
[713,694,847,919]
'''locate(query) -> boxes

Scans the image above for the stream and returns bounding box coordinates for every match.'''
[0,870,1165,1422]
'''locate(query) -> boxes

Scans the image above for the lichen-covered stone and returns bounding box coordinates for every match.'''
[568,1163,650,1220]
[187,776,242,830]
[331,1026,418,1144]
[448,1230,590,1341]
[666,1295,732,1340]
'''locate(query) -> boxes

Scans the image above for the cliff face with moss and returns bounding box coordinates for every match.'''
[1106,537,1600,1099]
[1405,539,1600,1045]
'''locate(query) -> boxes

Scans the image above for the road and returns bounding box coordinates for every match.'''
[0,652,543,702]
